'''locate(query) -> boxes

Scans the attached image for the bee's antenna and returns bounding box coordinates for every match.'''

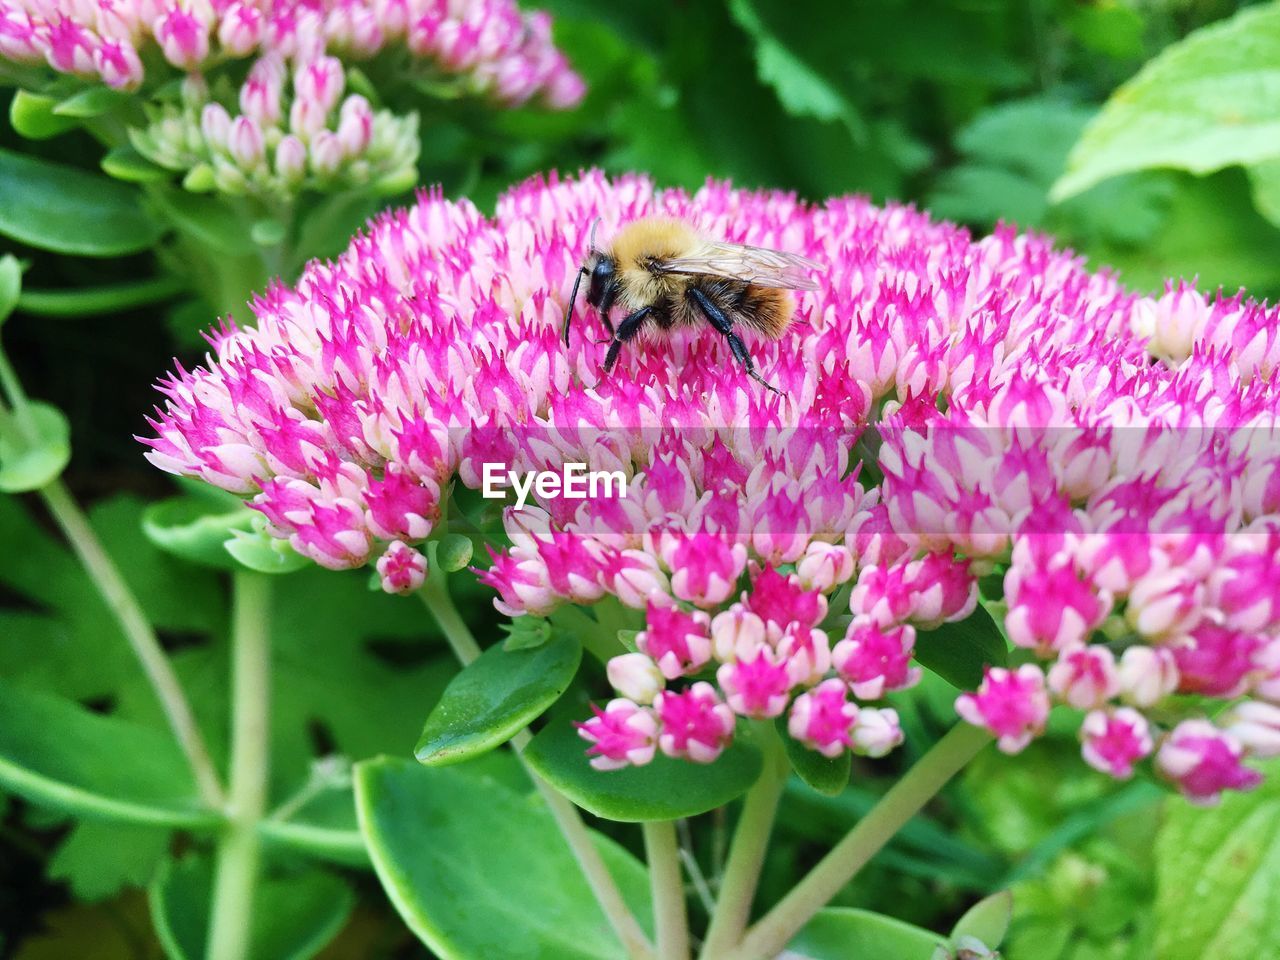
[587,216,602,252]
[563,264,588,346]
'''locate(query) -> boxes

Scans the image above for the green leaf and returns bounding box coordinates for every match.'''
[415,631,582,765]
[0,677,216,827]
[250,218,287,247]
[53,87,129,118]
[0,253,20,326]
[223,525,311,575]
[0,149,161,256]
[150,856,353,960]
[1153,761,1280,960]
[16,275,185,318]
[523,717,762,822]
[501,614,553,652]
[148,188,257,256]
[951,890,1013,947]
[0,401,71,492]
[101,145,171,184]
[142,494,255,570]
[1052,4,1280,200]
[1248,159,1280,229]
[48,821,172,901]
[354,758,652,959]
[778,719,850,796]
[913,604,1008,690]
[727,0,864,140]
[788,907,943,958]
[9,90,79,139]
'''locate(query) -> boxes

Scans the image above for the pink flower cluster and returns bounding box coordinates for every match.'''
[131,55,419,197]
[143,170,1280,802]
[1,0,583,108]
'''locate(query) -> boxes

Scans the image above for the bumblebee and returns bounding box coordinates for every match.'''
[562,216,822,395]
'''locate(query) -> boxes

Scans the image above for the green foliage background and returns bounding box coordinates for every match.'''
[3,1,1280,958]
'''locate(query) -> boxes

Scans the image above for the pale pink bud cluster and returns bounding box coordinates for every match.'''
[143,171,1280,793]
[1,0,584,108]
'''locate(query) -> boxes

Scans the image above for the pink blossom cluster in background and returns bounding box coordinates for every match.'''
[0,0,584,106]
[143,170,1280,805]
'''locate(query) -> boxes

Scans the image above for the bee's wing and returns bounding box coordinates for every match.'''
[655,240,824,290]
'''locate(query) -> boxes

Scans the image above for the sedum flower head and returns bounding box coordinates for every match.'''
[2,0,583,197]
[144,170,1280,801]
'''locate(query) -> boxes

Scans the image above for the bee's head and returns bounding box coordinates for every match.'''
[584,251,616,308]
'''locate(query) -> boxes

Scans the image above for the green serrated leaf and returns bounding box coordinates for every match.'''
[501,615,552,652]
[48,821,172,902]
[416,631,581,765]
[101,145,171,184]
[0,677,216,828]
[354,758,653,959]
[0,401,71,492]
[1053,4,1280,200]
[523,717,762,822]
[54,87,129,118]
[0,253,20,326]
[150,856,353,960]
[142,495,255,570]
[789,907,943,958]
[951,889,1013,947]
[778,718,850,796]
[1153,761,1280,960]
[0,149,161,256]
[9,90,79,139]
[914,605,1008,690]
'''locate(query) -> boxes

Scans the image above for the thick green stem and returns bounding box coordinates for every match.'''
[698,728,788,960]
[643,820,690,960]
[39,480,226,808]
[207,572,273,960]
[417,574,655,960]
[722,724,992,960]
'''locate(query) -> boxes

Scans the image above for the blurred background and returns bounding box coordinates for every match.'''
[3,1,1277,957]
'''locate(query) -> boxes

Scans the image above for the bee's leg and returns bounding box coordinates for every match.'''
[603,306,653,373]
[595,283,618,340]
[687,287,784,396]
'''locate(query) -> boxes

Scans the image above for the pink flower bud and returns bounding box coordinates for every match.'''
[94,39,143,90]
[309,130,344,176]
[1005,548,1110,655]
[710,605,767,663]
[654,682,736,763]
[905,554,977,629]
[605,549,669,610]
[788,679,858,758]
[795,541,855,592]
[1174,623,1266,698]
[833,620,920,700]
[744,565,827,636]
[606,653,664,704]
[1047,645,1119,710]
[217,2,262,56]
[776,623,832,687]
[240,56,284,126]
[1116,645,1180,707]
[376,541,427,594]
[155,5,210,69]
[200,103,232,150]
[295,55,345,113]
[228,115,264,168]
[1157,720,1262,805]
[656,531,746,608]
[955,665,1050,754]
[274,134,307,183]
[1127,566,1203,639]
[1080,708,1152,778]
[851,706,904,758]
[636,601,712,680]
[576,699,657,771]
[717,649,793,719]
[1223,700,1280,759]
[336,94,374,155]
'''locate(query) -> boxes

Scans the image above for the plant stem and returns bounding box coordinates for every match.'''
[207,571,273,960]
[38,479,226,808]
[417,573,656,960]
[697,727,788,960]
[643,821,690,960]
[721,724,992,960]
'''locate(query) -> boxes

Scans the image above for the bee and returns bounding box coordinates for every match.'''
[562,216,823,395]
